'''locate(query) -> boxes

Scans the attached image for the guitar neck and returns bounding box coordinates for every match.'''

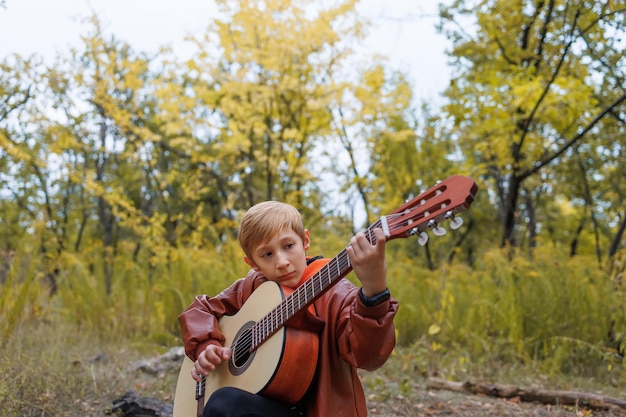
[246,176,479,352]
[250,218,385,350]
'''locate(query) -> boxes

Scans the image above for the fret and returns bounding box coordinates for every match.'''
[274,308,279,332]
[262,317,267,340]
[315,271,322,295]
[195,376,205,400]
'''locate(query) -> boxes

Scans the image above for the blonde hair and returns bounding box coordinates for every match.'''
[238,201,306,259]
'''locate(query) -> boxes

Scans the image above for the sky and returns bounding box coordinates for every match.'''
[0,0,454,224]
[0,0,452,105]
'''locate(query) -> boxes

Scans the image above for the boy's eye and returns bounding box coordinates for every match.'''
[261,251,272,258]
[285,242,294,249]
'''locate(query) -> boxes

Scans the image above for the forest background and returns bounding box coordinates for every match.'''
[1,0,626,415]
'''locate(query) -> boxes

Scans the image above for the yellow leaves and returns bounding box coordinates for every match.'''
[82,173,168,247]
[168,136,195,154]
[360,65,385,97]
[441,0,626,181]
[554,195,576,217]
[213,0,360,79]
[46,125,79,154]
[510,77,543,113]
[430,341,442,352]
[0,133,34,163]
[428,323,442,336]
[0,252,42,339]
[122,58,147,91]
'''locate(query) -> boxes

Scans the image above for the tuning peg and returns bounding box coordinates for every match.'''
[432,226,447,236]
[428,219,447,236]
[449,216,464,230]
[444,211,464,230]
[418,231,429,246]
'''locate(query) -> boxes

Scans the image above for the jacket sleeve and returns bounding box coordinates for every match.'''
[333,280,399,371]
[178,272,261,361]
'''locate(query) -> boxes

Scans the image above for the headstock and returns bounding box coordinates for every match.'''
[381,175,478,245]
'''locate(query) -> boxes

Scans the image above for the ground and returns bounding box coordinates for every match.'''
[107,348,626,417]
[366,384,626,417]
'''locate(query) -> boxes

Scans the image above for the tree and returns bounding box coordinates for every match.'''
[329,64,420,228]
[0,54,68,293]
[182,0,368,218]
[439,0,626,254]
[0,55,37,252]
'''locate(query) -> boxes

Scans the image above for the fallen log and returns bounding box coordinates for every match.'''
[426,377,626,411]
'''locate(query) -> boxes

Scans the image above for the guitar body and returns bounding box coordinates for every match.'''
[173,281,319,417]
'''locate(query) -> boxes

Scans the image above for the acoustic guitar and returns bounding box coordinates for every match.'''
[173,175,478,417]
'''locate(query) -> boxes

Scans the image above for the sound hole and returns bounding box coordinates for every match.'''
[228,321,257,376]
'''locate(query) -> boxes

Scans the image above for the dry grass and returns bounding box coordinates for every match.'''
[2,319,625,417]
[0,318,174,417]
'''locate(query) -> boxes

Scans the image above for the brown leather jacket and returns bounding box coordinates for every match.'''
[178,258,398,417]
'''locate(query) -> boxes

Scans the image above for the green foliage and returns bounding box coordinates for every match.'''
[49,239,250,345]
[439,0,626,248]
[0,249,43,337]
[390,245,626,378]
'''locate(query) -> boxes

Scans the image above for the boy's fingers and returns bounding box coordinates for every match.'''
[219,347,231,360]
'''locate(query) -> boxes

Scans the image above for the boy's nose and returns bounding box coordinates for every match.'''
[276,253,290,268]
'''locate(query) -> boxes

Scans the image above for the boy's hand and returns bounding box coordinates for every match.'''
[192,345,231,381]
[347,227,387,297]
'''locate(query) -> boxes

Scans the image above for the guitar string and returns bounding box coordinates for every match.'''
[232,219,385,358]
[231,219,385,359]
[230,250,354,359]
[231,198,463,360]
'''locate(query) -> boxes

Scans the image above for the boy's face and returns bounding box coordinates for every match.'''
[244,228,310,288]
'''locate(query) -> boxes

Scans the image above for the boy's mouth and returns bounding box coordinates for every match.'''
[278,271,296,281]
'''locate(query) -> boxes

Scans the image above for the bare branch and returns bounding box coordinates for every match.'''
[524,91,626,179]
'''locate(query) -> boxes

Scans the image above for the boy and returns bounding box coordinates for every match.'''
[178,201,398,417]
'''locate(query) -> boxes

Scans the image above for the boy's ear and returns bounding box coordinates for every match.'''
[244,256,260,271]
[303,229,311,251]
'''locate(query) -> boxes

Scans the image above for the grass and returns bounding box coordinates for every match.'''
[0,318,177,417]
[1,319,624,417]
[1,243,625,416]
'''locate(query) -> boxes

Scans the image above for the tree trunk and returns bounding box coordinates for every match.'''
[501,175,522,247]
[608,214,626,259]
